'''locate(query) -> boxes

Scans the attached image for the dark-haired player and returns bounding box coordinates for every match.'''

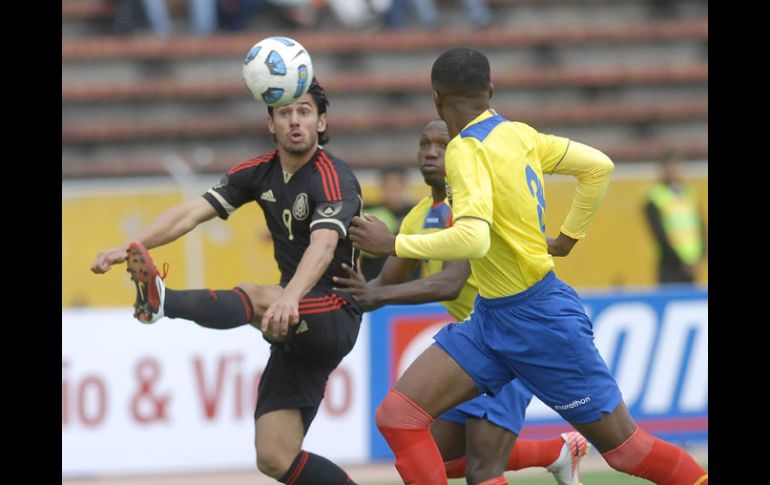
[92,78,362,485]
[350,49,709,485]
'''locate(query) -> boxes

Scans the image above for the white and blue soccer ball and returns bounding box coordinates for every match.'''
[242,36,314,107]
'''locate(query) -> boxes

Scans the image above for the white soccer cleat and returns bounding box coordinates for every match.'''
[546,431,590,485]
[126,242,167,324]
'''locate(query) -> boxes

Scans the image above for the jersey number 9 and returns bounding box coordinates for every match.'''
[525,165,546,233]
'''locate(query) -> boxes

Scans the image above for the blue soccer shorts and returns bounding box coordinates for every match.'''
[433,271,622,424]
[438,378,533,435]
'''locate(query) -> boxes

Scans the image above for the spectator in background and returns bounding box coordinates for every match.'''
[113,0,145,35]
[219,0,321,31]
[360,168,416,280]
[218,0,269,31]
[325,0,391,30]
[386,0,491,29]
[644,152,707,284]
[269,0,321,28]
[139,0,218,37]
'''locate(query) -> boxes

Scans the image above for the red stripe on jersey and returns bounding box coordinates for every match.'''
[322,159,341,200]
[319,152,342,200]
[228,150,276,174]
[314,160,334,201]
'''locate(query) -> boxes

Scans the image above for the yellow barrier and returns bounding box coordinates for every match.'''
[62,173,707,308]
[543,175,708,289]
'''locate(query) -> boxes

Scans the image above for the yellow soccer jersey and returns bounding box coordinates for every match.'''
[399,196,478,321]
[446,109,570,298]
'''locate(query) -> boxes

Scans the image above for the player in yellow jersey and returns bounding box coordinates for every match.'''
[335,120,588,485]
[349,49,708,485]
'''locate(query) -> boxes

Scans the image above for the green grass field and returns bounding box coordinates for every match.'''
[371,463,708,485]
[372,471,652,485]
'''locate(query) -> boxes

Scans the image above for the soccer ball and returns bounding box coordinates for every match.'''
[242,36,314,107]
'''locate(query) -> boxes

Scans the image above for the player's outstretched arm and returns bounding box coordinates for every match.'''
[261,228,339,338]
[91,197,218,274]
[334,258,470,311]
[548,141,614,250]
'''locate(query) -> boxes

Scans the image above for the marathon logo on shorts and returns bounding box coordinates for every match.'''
[553,396,591,411]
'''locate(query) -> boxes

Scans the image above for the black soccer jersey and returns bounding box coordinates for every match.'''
[202,147,362,293]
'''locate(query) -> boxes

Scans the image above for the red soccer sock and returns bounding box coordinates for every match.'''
[602,427,708,485]
[376,389,448,485]
[443,437,564,478]
[507,437,565,470]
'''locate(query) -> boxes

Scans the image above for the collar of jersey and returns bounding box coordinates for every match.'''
[278,146,323,182]
[461,108,498,133]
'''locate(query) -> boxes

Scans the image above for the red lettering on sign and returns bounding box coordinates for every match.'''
[62,360,69,426]
[193,355,229,420]
[78,375,107,427]
[323,367,352,416]
[62,361,108,428]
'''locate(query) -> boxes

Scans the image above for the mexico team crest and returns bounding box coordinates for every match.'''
[293,193,309,220]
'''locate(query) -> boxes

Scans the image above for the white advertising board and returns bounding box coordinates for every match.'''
[62,309,370,476]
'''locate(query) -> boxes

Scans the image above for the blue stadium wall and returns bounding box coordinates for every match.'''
[368,287,708,460]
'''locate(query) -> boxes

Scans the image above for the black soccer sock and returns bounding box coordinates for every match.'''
[164,288,254,329]
[279,450,357,485]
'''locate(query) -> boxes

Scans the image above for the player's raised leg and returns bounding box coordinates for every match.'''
[126,241,284,332]
[126,242,167,323]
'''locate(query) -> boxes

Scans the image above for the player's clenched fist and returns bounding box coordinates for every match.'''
[91,245,130,274]
[349,214,397,256]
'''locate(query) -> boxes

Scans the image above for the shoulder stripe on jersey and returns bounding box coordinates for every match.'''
[314,159,334,200]
[460,114,506,142]
[315,156,341,201]
[228,150,277,174]
[319,152,342,200]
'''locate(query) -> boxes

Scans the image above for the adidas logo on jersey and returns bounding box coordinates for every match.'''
[296,320,309,334]
[260,190,276,202]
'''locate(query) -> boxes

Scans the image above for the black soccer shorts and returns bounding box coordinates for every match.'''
[253,290,362,433]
